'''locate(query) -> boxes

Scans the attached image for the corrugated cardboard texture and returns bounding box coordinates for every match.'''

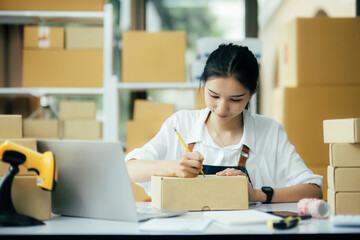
[273,87,360,166]
[23,119,59,139]
[278,18,360,87]
[0,176,52,220]
[0,115,22,139]
[63,120,102,140]
[24,26,64,49]
[327,166,360,192]
[59,101,97,120]
[22,49,103,87]
[66,27,103,49]
[151,175,248,211]
[330,143,360,167]
[126,120,163,153]
[0,138,37,176]
[323,118,360,143]
[328,188,360,215]
[133,99,175,122]
[0,0,105,11]
[122,31,186,83]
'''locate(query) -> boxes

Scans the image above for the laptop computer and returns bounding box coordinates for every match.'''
[37,139,186,222]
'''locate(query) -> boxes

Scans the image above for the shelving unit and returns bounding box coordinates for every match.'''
[0,4,203,142]
[0,3,119,141]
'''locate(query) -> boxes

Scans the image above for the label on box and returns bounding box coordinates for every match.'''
[38,27,50,48]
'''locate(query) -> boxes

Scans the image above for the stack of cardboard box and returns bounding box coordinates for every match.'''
[274,18,360,199]
[60,101,102,140]
[22,25,103,87]
[324,118,360,215]
[0,114,51,220]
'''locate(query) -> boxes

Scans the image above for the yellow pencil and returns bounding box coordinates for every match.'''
[173,127,205,177]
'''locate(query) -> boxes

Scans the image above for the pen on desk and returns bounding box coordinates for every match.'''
[173,127,205,177]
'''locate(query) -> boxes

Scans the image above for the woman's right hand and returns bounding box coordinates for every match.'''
[176,151,204,178]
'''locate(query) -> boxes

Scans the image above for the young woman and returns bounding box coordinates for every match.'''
[125,43,323,203]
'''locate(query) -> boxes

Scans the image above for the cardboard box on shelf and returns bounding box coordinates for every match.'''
[328,166,360,192]
[22,49,103,88]
[194,88,206,110]
[122,31,186,83]
[328,188,360,215]
[59,101,97,120]
[273,87,360,167]
[330,143,360,167]
[0,138,37,176]
[0,176,52,220]
[66,27,103,49]
[323,118,360,143]
[63,120,102,140]
[126,120,163,153]
[23,119,59,139]
[0,0,106,11]
[151,175,248,211]
[278,18,360,87]
[133,100,175,122]
[24,26,64,49]
[0,115,22,139]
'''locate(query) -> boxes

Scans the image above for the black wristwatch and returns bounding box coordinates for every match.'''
[261,186,274,204]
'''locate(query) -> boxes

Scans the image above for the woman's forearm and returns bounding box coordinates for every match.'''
[126,159,178,183]
[253,183,323,203]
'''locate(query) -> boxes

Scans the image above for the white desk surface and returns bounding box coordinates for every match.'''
[0,202,359,238]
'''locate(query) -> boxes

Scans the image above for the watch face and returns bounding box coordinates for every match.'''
[262,186,273,193]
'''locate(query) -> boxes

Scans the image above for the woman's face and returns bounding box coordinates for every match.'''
[204,77,252,122]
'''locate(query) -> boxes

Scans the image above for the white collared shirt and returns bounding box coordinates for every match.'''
[125,108,323,196]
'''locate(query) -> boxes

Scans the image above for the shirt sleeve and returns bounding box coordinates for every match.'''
[275,123,323,188]
[124,114,178,197]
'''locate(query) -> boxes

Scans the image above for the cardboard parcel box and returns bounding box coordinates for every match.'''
[0,0,106,11]
[328,166,360,192]
[0,115,22,139]
[278,18,360,87]
[0,176,52,220]
[151,175,249,211]
[133,99,175,122]
[59,101,97,120]
[23,119,59,139]
[328,188,360,215]
[122,31,186,83]
[24,26,64,49]
[330,143,360,167]
[22,49,103,87]
[323,118,360,143]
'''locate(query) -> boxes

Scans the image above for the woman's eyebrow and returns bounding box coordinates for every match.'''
[208,88,247,97]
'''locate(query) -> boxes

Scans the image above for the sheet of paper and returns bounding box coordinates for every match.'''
[139,217,212,232]
[204,210,283,225]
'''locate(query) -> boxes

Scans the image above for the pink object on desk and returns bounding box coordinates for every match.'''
[297,198,331,219]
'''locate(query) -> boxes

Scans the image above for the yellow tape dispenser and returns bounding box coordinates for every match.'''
[0,140,57,226]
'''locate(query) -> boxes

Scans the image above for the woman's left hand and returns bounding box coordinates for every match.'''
[216,168,257,202]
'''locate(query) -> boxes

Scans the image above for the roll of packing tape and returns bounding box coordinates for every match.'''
[297,198,331,219]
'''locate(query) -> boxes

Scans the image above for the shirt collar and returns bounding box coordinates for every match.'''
[185,108,256,154]
[186,108,210,144]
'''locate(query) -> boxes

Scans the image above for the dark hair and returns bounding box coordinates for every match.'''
[200,43,259,95]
